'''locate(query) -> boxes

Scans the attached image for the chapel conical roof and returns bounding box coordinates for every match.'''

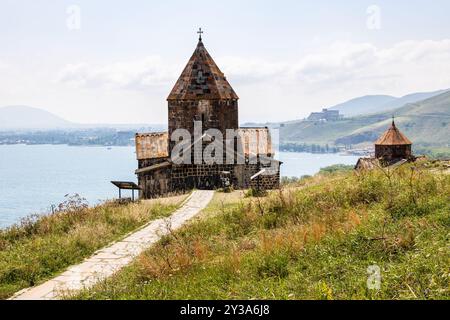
[167,40,238,101]
[375,119,412,145]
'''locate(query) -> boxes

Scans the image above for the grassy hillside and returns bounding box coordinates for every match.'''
[281,114,384,145]
[379,90,447,113]
[74,162,449,300]
[0,196,182,299]
[281,91,450,149]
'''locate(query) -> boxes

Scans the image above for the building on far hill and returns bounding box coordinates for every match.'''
[307,108,342,121]
[355,119,416,170]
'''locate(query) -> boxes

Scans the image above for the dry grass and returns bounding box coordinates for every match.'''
[75,163,449,300]
[0,195,184,299]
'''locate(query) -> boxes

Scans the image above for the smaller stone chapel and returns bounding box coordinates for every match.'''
[355,118,416,170]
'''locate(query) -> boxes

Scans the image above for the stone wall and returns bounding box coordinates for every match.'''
[137,159,281,199]
[137,158,172,199]
[375,144,412,160]
[135,133,169,160]
[168,99,239,151]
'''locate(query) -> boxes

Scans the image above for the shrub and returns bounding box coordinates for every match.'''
[245,188,268,198]
[319,164,354,174]
[222,206,257,239]
[255,251,290,279]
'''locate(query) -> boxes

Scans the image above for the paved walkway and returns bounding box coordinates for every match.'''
[11,190,214,300]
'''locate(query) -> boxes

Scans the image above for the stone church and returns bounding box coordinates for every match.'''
[135,32,281,199]
[355,119,415,170]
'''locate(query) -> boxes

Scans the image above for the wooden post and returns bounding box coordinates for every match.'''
[257,161,260,194]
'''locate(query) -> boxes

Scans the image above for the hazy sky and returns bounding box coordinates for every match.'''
[1,0,450,124]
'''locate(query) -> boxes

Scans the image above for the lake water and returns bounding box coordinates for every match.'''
[0,145,359,228]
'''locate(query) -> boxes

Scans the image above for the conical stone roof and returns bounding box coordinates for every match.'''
[167,40,238,101]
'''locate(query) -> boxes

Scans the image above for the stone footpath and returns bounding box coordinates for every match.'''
[11,190,214,300]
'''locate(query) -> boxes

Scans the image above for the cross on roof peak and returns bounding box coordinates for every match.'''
[197,27,204,42]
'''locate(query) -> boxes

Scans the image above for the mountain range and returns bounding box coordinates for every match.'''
[281,90,450,148]
[329,89,447,117]
[2,88,449,149]
[0,106,164,131]
[0,106,77,130]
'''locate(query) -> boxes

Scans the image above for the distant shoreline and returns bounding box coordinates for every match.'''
[1,139,448,158]
[0,142,368,156]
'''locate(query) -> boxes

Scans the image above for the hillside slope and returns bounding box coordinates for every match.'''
[0,196,182,299]
[330,95,396,117]
[73,164,450,300]
[330,90,446,117]
[0,106,75,130]
[281,91,450,147]
[379,90,448,112]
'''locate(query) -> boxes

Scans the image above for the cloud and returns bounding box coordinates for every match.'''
[220,42,381,85]
[222,39,450,121]
[57,39,450,98]
[219,56,286,84]
[57,56,179,90]
[291,42,378,83]
[223,40,450,90]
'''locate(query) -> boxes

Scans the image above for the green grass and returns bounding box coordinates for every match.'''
[280,91,450,149]
[414,146,450,159]
[319,164,354,174]
[74,163,450,300]
[0,196,179,299]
